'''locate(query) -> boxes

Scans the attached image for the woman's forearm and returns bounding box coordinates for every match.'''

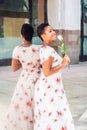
[43,63,64,76]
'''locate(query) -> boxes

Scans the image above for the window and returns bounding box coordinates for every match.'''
[0,0,47,62]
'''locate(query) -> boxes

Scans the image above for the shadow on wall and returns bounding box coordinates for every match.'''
[0,37,42,66]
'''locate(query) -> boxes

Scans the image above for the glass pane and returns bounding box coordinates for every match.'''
[84,0,87,4]
[0,17,4,37]
[84,23,87,36]
[83,38,87,55]
[0,17,29,59]
[32,0,38,35]
[0,0,29,12]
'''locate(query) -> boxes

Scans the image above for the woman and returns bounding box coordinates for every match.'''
[3,23,41,130]
[34,23,75,130]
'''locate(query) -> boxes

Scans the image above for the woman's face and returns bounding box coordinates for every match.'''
[42,26,57,44]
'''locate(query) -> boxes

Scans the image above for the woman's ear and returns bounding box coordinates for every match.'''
[21,34,23,39]
[41,34,45,41]
[21,34,25,40]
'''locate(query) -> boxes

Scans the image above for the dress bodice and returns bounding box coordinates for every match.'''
[40,45,62,69]
[12,44,41,72]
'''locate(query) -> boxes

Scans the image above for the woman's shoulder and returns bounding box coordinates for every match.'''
[32,44,41,49]
[13,45,21,51]
[40,45,54,52]
[14,44,23,49]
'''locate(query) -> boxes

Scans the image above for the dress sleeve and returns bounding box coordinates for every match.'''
[12,46,19,60]
[40,46,52,64]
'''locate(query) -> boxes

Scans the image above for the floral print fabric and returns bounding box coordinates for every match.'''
[34,46,75,130]
[3,45,41,130]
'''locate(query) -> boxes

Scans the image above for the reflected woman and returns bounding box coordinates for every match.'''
[3,23,41,130]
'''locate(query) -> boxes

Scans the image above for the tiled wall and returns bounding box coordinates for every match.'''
[54,29,80,64]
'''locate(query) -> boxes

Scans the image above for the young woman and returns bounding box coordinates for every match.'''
[3,23,41,130]
[34,23,75,130]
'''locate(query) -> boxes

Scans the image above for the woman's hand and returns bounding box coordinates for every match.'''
[11,58,22,72]
[62,55,70,66]
[49,56,54,64]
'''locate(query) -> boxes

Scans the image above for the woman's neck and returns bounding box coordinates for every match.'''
[23,41,32,47]
[43,41,52,47]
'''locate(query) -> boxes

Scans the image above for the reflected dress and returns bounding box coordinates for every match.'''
[34,45,75,130]
[3,44,41,130]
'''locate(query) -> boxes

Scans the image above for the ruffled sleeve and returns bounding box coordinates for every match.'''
[40,46,53,64]
[12,46,20,60]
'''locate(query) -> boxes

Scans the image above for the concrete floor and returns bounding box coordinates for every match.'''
[0,62,87,130]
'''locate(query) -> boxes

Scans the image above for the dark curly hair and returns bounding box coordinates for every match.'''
[37,23,49,41]
[21,23,34,41]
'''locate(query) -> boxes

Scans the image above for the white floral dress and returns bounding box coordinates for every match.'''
[3,44,41,130]
[34,46,75,130]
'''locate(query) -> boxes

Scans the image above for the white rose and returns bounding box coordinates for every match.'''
[57,35,63,42]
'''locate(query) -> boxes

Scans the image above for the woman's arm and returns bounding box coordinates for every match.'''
[11,58,22,72]
[42,55,70,76]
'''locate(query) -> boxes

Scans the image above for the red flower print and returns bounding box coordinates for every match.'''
[32,78,38,85]
[44,93,46,96]
[16,93,19,96]
[37,59,40,63]
[21,74,24,77]
[22,60,25,63]
[19,97,23,101]
[24,116,29,120]
[64,108,67,111]
[47,127,51,130]
[27,62,32,66]
[22,49,26,53]
[7,114,10,119]
[14,104,19,110]
[55,89,59,93]
[38,109,41,116]
[17,55,20,59]
[61,89,64,94]
[18,117,21,121]
[13,124,16,128]
[26,100,32,107]
[31,69,35,72]
[31,98,33,101]
[48,112,52,117]
[43,109,46,113]
[33,65,36,68]
[55,77,60,83]
[21,84,24,88]
[25,92,28,96]
[37,87,39,91]
[38,124,40,127]
[36,101,39,105]
[54,119,58,122]
[54,59,58,63]
[32,48,37,52]
[43,78,45,80]
[61,126,67,130]
[21,111,24,114]
[57,111,63,116]
[42,57,45,61]
[47,85,51,89]
[37,70,41,74]
[30,120,33,124]
[40,98,42,102]
[4,125,7,128]
[60,96,63,99]
[50,97,54,102]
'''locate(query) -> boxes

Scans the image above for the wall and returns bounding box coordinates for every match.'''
[47,0,80,64]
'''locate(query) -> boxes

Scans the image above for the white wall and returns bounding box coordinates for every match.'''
[47,0,80,30]
[47,0,63,29]
[64,0,80,30]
